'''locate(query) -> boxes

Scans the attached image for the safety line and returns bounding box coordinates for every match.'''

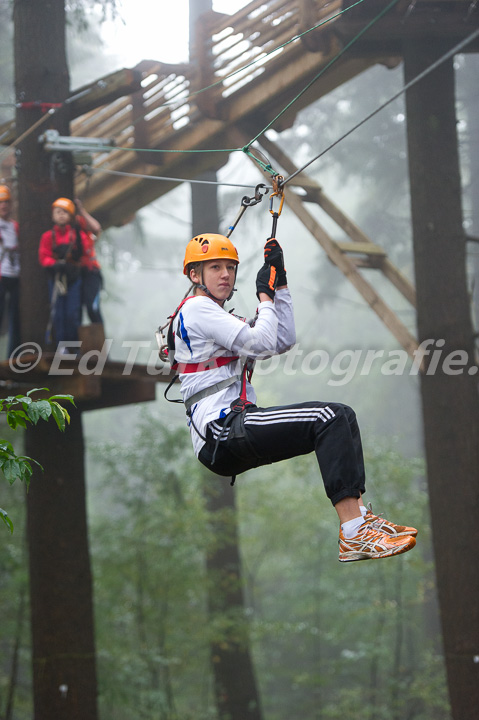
[282,25,479,187]
[64,142,239,154]
[243,0,401,162]
[82,165,272,190]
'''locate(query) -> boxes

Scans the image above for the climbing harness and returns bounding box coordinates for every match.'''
[157,292,255,485]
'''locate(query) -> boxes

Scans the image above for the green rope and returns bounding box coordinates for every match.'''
[243,0,402,172]
[242,147,276,175]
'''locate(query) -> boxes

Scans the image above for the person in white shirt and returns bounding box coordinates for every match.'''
[0,185,20,357]
[169,232,417,562]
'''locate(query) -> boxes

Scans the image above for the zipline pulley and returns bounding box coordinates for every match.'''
[269,174,284,238]
[226,183,269,238]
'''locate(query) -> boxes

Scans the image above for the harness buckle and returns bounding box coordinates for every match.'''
[230,398,253,414]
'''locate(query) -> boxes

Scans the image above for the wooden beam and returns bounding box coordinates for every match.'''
[336,241,386,256]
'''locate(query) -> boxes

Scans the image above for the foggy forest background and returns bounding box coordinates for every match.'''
[1,2,478,718]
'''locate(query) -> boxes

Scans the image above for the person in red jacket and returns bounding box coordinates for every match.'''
[0,185,21,357]
[38,197,90,350]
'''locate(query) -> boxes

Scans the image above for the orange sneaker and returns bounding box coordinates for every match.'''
[363,502,418,538]
[339,523,416,562]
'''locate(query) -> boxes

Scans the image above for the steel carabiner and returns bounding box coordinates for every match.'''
[241,183,269,208]
[227,183,269,237]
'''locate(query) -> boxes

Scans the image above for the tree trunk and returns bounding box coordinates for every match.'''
[403,40,479,719]
[14,2,98,718]
[14,0,73,347]
[204,479,263,720]
[25,410,98,720]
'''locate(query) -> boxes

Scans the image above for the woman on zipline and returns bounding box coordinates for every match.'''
[167,232,417,562]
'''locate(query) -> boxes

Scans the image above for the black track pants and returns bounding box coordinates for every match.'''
[198,401,366,506]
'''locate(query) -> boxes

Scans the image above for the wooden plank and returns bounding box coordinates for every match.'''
[67,68,142,119]
[76,379,157,411]
[336,241,386,256]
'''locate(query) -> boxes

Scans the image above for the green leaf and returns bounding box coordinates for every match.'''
[50,401,69,432]
[27,387,49,396]
[6,413,18,430]
[49,394,75,406]
[0,508,13,533]
[27,400,52,424]
[1,458,25,485]
[7,411,28,429]
[0,440,14,455]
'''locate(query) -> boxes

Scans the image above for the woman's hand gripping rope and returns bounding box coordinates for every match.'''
[264,238,287,287]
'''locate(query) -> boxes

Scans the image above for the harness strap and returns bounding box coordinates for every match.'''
[173,355,239,374]
[184,374,242,413]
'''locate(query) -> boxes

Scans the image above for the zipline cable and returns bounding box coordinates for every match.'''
[281,25,479,188]
[81,165,271,191]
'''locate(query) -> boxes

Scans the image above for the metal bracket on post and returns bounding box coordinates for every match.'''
[38,129,116,165]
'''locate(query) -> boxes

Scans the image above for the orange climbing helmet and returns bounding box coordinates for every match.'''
[0,185,11,201]
[52,197,75,216]
[183,233,239,275]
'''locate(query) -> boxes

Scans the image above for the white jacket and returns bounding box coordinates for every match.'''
[174,288,296,456]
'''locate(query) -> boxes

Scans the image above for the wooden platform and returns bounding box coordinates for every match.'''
[0,353,174,411]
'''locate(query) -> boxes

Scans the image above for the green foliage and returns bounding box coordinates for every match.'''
[0,389,74,533]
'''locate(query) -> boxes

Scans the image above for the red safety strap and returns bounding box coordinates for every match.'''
[173,355,239,373]
[19,101,63,113]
